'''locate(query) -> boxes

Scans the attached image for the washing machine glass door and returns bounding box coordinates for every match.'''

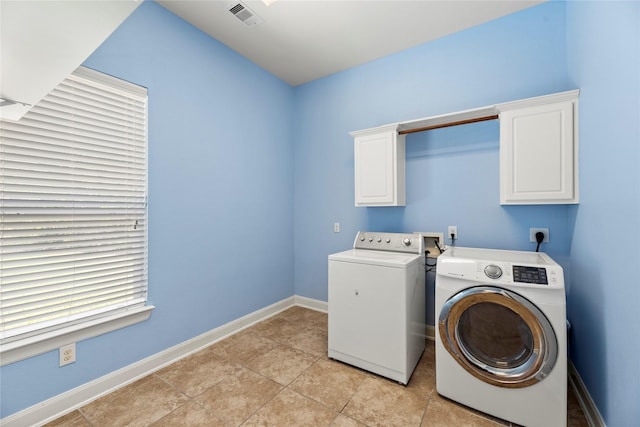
[439,286,557,388]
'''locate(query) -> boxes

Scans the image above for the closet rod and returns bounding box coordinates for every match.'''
[398,114,499,135]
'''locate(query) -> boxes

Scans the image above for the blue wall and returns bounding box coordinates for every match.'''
[3,1,639,425]
[566,2,640,425]
[293,1,572,307]
[0,2,295,417]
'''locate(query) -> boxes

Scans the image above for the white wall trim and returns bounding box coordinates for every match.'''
[425,324,435,341]
[1,305,155,367]
[568,359,606,427]
[294,295,327,312]
[1,295,327,427]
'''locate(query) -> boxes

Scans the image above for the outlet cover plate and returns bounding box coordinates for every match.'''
[529,228,549,243]
[59,343,76,366]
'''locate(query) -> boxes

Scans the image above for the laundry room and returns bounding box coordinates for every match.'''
[1,1,638,426]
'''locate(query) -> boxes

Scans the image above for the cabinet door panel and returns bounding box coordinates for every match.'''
[353,129,405,206]
[500,101,576,204]
[355,133,394,202]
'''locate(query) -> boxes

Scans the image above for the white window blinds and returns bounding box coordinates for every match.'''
[0,67,148,342]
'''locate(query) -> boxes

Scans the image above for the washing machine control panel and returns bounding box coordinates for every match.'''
[353,231,424,254]
[482,264,548,284]
[512,265,548,285]
[438,247,564,288]
[477,262,553,286]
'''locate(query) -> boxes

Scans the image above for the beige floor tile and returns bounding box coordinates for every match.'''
[154,348,242,397]
[242,388,337,426]
[279,327,328,357]
[43,410,90,427]
[330,413,368,427]
[421,340,436,370]
[151,401,227,427]
[207,329,279,365]
[298,310,328,331]
[421,394,508,427]
[274,306,325,325]
[405,349,437,397]
[79,375,188,427]
[247,316,300,343]
[343,375,428,427]
[244,344,317,385]
[195,367,282,426]
[289,358,366,411]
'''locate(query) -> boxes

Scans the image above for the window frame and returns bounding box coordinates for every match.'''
[0,67,154,366]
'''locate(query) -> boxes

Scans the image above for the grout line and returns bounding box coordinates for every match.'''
[240,388,281,426]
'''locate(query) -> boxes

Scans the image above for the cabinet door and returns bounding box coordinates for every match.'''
[500,100,577,204]
[354,131,405,206]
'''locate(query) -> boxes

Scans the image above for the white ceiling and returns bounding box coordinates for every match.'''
[156,0,545,86]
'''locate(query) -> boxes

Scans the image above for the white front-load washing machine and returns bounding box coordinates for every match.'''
[435,247,567,427]
[328,231,425,384]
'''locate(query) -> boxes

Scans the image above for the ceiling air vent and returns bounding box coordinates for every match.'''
[229,2,264,26]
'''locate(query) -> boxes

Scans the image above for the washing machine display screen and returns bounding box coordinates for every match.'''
[513,266,548,285]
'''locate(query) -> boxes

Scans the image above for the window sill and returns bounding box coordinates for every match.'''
[0,305,155,366]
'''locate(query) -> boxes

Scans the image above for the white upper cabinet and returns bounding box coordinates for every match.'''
[498,90,579,204]
[350,89,579,207]
[0,0,141,121]
[351,124,406,207]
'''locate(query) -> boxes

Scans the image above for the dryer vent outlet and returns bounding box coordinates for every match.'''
[415,232,444,258]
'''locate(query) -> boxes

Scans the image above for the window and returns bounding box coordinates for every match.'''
[0,67,152,365]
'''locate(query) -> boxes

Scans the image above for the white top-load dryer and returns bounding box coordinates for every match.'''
[328,231,425,384]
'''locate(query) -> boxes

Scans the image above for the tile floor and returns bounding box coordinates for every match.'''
[46,306,589,427]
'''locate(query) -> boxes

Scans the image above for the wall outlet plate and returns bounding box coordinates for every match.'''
[59,343,76,367]
[529,228,549,243]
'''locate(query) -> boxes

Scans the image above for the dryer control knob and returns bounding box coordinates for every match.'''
[484,265,502,279]
[402,238,412,246]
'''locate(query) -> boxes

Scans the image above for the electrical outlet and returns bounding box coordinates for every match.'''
[59,343,76,367]
[333,222,340,233]
[448,225,458,240]
[529,228,549,243]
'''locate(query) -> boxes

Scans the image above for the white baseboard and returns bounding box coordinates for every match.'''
[568,359,606,427]
[2,295,326,427]
[294,295,327,312]
[425,324,435,341]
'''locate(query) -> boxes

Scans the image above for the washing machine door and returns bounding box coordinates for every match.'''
[438,286,557,388]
